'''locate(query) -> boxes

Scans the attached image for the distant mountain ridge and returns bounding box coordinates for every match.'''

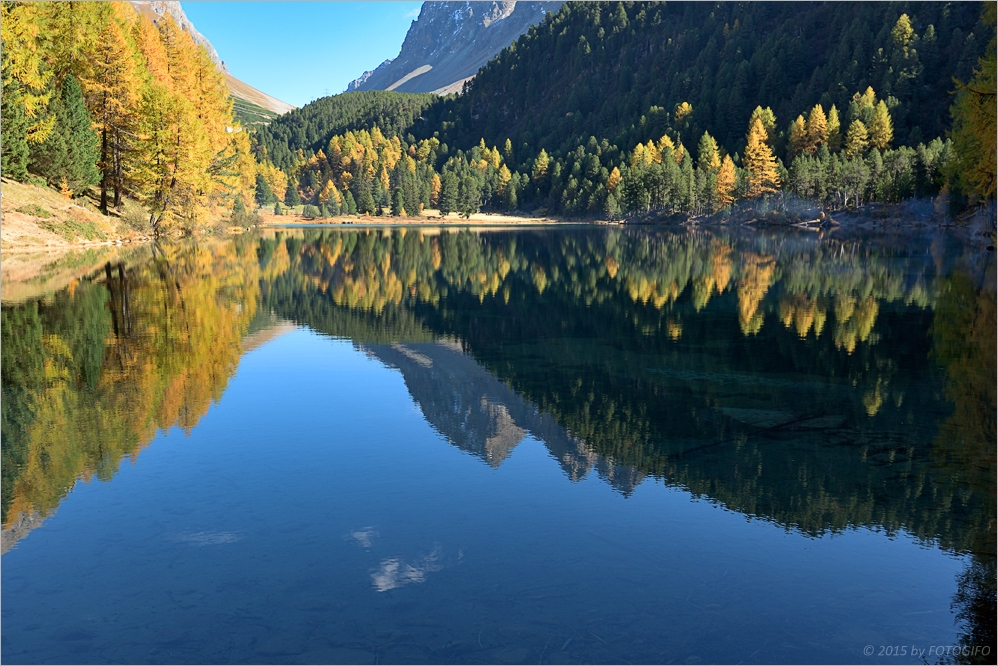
[129,1,294,116]
[346,1,563,95]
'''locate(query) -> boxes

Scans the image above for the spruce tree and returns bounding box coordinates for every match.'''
[30,75,100,192]
[284,181,301,206]
[255,172,275,205]
[459,175,481,217]
[1,83,31,181]
[391,187,405,216]
[439,172,459,214]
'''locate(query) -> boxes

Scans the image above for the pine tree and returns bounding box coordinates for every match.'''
[255,173,276,205]
[715,154,737,210]
[285,181,302,206]
[459,175,481,218]
[604,192,621,219]
[29,74,101,192]
[844,120,869,158]
[744,117,780,196]
[439,171,459,214]
[696,132,720,171]
[827,105,843,152]
[391,187,405,216]
[1,82,31,181]
[867,101,893,150]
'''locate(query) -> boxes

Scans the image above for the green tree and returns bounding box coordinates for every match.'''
[255,172,276,205]
[439,171,459,215]
[391,187,405,216]
[458,175,481,218]
[29,74,100,192]
[1,82,30,181]
[285,180,302,206]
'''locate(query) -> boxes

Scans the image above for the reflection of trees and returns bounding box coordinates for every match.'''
[1,240,260,532]
[256,227,988,544]
[263,227,990,654]
[930,263,996,664]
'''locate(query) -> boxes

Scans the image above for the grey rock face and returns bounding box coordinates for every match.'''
[346,1,562,94]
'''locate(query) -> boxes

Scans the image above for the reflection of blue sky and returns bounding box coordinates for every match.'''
[0,329,967,663]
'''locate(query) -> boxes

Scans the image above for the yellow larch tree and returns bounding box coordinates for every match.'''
[826,105,842,151]
[789,115,808,156]
[867,100,893,150]
[607,166,622,192]
[805,104,827,153]
[743,117,780,196]
[844,120,869,158]
[497,165,512,195]
[715,155,737,210]
[79,2,143,213]
[1,1,55,142]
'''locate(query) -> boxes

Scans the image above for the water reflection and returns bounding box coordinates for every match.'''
[1,226,994,661]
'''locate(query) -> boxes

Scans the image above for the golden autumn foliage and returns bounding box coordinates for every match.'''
[2,239,260,526]
[2,1,253,232]
[744,118,781,197]
[715,155,737,210]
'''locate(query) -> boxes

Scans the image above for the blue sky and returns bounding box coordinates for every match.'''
[182,2,424,108]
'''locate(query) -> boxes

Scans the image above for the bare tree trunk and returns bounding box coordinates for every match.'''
[113,135,123,211]
[100,127,109,215]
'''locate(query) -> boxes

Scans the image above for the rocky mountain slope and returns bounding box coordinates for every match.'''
[129,1,294,115]
[346,1,562,95]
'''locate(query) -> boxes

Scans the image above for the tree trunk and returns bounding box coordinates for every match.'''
[99,126,109,214]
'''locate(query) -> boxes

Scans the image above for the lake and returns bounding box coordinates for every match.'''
[1,225,994,664]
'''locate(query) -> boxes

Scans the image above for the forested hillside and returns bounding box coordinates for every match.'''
[1,2,264,235]
[421,2,987,157]
[255,1,994,222]
[256,91,438,173]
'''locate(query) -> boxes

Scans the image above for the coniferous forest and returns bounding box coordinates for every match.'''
[2,1,996,231]
[253,1,996,221]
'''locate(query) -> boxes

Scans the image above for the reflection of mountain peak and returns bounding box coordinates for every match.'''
[364,340,643,493]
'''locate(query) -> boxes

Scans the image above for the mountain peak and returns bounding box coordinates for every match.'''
[346,1,562,95]
[128,1,228,73]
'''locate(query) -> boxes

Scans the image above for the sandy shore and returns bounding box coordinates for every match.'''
[258,210,583,227]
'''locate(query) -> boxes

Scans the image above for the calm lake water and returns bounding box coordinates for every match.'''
[1,226,994,665]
